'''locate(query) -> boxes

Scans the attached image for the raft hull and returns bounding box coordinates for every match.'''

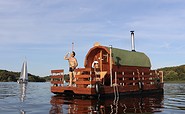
[51,83,164,97]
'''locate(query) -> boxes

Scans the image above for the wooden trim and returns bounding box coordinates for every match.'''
[75,75,91,79]
[84,46,110,67]
[100,50,103,72]
[51,81,64,84]
[51,69,64,73]
[75,68,92,72]
[51,75,63,78]
[75,80,96,85]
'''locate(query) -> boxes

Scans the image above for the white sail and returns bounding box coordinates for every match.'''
[18,61,28,83]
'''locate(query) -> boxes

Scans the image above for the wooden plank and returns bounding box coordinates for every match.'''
[51,81,63,84]
[51,86,96,95]
[113,69,157,76]
[103,85,140,94]
[75,75,91,79]
[142,80,155,83]
[75,68,92,72]
[116,73,158,78]
[116,80,139,84]
[50,75,63,78]
[75,80,96,85]
[117,74,138,78]
[73,87,95,95]
[51,69,64,73]
[139,75,158,78]
[143,84,158,90]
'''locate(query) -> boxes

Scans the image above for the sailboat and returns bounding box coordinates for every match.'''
[17,61,28,84]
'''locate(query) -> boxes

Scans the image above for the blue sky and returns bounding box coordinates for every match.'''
[0,0,185,76]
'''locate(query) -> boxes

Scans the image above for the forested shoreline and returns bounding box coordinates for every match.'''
[0,69,46,82]
[0,64,185,82]
[158,64,185,82]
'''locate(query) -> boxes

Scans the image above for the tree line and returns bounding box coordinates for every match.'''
[1,64,185,82]
[158,64,185,82]
[0,69,46,82]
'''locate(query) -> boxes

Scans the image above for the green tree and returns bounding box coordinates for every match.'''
[164,71,178,81]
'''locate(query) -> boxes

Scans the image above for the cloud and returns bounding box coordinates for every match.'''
[1,0,185,75]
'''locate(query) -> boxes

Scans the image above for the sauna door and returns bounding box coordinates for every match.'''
[93,50,109,72]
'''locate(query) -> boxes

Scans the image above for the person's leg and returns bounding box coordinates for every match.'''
[69,72,72,86]
[72,71,76,82]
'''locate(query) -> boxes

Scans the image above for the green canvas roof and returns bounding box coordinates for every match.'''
[107,47,151,68]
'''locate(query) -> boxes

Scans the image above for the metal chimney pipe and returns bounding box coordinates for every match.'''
[130,31,135,51]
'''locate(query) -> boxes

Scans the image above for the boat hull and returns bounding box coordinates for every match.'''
[17,79,28,84]
[51,83,164,97]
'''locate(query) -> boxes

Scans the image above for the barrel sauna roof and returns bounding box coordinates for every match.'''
[85,45,151,68]
[108,47,151,68]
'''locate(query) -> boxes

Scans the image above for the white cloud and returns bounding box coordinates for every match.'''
[0,0,185,76]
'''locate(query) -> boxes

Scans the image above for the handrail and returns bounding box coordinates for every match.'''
[74,68,101,88]
[50,69,64,87]
[111,69,163,88]
[50,67,163,90]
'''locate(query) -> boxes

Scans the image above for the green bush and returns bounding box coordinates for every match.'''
[158,65,185,82]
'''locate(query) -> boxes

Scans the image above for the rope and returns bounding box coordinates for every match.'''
[112,84,119,114]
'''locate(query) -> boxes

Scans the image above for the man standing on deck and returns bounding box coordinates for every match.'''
[64,51,78,86]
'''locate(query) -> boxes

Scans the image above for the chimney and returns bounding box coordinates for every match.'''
[130,31,135,51]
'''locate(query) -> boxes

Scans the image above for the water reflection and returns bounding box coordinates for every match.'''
[19,83,27,114]
[50,94,164,114]
[19,83,27,102]
[20,109,26,114]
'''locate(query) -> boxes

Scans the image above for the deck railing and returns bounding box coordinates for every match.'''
[50,68,163,89]
[75,68,98,88]
[112,69,163,87]
[74,68,163,89]
[50,69,64,87]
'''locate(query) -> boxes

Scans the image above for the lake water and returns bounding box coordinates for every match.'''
[0,82,185,114]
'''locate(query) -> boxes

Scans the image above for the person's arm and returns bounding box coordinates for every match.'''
[64,52,70,60]
[74,58,78,68]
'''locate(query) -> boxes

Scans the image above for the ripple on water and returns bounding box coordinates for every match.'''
[164,83,185,112]
[1,82,185,113]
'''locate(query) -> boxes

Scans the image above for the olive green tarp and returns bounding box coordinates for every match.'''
[107,47,151,68]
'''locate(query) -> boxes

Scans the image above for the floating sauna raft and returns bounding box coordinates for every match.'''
[51,44,164,97]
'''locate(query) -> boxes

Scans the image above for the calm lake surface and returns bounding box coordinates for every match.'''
[0,82,185,114]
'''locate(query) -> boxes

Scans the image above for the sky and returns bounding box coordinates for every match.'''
[0,0,185,76]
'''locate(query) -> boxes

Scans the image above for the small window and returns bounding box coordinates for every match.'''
[102,54,108,63]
